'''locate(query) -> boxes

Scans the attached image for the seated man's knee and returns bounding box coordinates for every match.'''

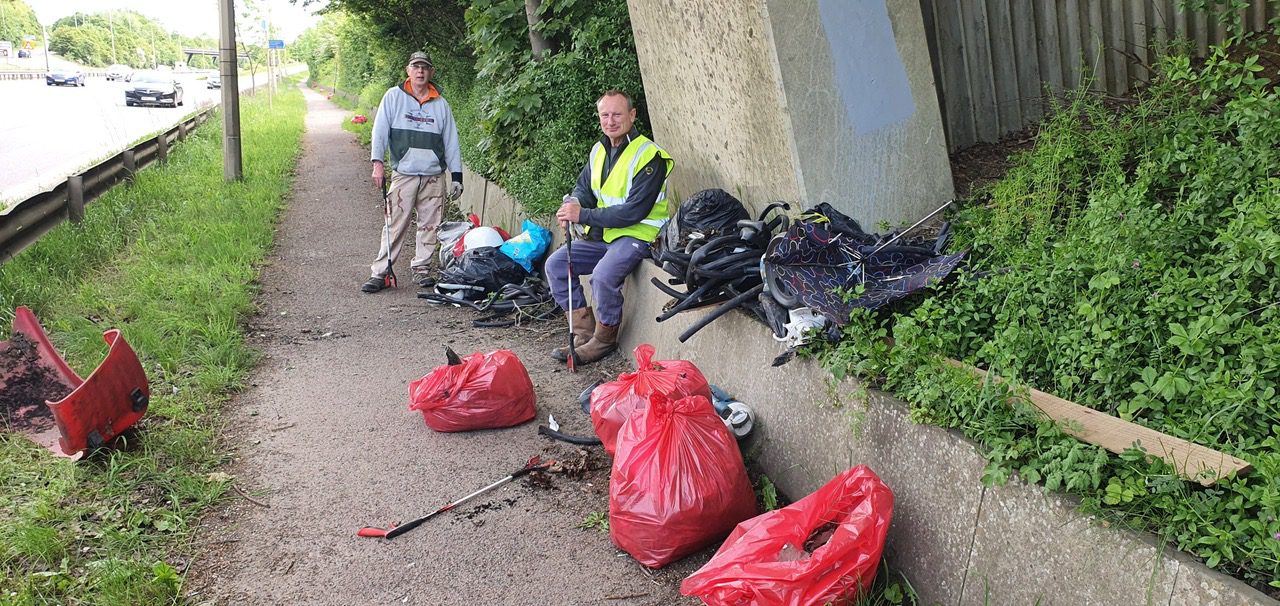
[545,246,569,281]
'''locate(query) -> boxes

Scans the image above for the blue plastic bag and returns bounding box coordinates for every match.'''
[498,220,552,273]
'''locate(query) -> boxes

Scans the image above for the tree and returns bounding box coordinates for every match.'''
[0,0,40,47]
[48,10,184,67]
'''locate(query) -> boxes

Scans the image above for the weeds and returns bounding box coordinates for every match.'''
[815,38,1280,591]
[578,511,608,533]
[757,475,779,512]
[0,79,306,604]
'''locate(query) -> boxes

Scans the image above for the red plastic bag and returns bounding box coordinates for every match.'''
[408,350,535,432]
[590,344,711,455]
[609,394,757,568]
[680,465,894,606]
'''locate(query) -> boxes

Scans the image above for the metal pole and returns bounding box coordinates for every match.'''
[109,12,116,64]
[41,24,49,72]
[219,0,243,181]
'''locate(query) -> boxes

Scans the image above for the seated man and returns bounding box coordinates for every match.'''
[547,90,675,365]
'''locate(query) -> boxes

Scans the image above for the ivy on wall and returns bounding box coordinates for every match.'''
[299,0,646,219]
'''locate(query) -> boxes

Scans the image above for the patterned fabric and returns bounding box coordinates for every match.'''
[763,206,966,325]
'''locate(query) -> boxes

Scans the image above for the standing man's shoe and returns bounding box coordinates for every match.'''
[361,276,389,293]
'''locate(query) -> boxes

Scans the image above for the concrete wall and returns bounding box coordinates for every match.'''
[628,0,952,230]
[461,183,1275,606]
[628,0,801,210]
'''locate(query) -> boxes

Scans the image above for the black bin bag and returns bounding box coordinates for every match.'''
[434,246,530,301]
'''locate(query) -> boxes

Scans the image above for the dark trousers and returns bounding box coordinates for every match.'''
[544,236,650,326]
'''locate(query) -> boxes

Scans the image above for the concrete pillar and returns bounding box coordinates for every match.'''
[628,0,952,228]
[157,133,168,163]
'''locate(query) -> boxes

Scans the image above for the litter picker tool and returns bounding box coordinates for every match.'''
[563,218,577,373]
[356,455,554,540]
[379,177,398,289]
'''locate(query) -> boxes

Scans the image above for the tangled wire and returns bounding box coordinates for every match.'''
[418,277,560,328]
[649,189,791,342]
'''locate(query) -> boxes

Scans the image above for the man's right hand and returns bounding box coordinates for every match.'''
[371,160,385,190]
[557,196,582,227]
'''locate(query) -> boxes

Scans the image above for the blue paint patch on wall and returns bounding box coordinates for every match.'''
[817,0,914,136]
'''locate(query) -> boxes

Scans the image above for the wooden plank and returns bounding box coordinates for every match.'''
[1104,0,1129,95]
[1085,0,1108,91]
[945,359,1254,486]
[1010,0,1043,128]
[1128,0,1150,85]
[931,0,978,150]
[1148,0,1172,56]
[1192,6,1209,56]
[1034,0,1065,94]
[962,0,1001,142]
[1060,0,1084,90]
[1173,0,1190,44]
[985,0,1022,132]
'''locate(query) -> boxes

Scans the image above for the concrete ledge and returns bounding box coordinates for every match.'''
[461,179,1275,606]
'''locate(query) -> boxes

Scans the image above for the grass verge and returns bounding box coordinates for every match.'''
[0,78,305,605]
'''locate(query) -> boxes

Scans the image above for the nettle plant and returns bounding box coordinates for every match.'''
[814,41,1280,590]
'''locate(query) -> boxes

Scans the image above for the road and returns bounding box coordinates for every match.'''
[0,67,282,210]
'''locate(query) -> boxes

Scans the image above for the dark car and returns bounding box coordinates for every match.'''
[206,73,221,89]
[125,71,184,107]
[18,48,30,58]
[46,68,85,86]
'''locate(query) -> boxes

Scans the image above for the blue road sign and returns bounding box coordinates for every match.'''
[268,39,284,49]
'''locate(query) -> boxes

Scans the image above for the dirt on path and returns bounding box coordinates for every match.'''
[185,86,709,605]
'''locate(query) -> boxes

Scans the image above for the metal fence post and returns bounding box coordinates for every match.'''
[67,175,84,223]
[123,150,137,179]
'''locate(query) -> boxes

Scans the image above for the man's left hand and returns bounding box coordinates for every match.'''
[448,181,463,201]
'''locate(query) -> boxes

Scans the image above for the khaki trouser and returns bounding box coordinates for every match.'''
[370,172,446,278]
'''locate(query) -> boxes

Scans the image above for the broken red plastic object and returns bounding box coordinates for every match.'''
[0,307,149,458]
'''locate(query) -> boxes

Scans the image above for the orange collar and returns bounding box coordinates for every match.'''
[402,80,439,104]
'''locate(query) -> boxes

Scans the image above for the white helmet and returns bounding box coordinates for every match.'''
[462,226,504,251]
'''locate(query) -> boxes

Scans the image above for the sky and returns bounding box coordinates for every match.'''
[32,0,327,42]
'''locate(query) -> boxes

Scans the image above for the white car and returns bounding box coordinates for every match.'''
[207,73,221,89]
[106,64,133,81]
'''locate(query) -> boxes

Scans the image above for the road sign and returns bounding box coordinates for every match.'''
[268,39,284,49]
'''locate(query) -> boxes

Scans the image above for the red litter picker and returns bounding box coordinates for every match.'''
[357,455,554,540]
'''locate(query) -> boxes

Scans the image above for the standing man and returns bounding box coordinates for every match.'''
[547,90,675,365]
[363,51,463,293]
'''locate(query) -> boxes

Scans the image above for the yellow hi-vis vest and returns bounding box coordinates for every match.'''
[588,135,675,244]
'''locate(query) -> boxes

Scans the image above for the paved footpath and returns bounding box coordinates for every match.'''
[185,85,707,605]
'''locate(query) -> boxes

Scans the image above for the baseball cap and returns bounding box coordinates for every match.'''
[407,51,433,67]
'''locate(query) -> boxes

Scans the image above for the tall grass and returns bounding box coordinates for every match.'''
[0,80,305,605]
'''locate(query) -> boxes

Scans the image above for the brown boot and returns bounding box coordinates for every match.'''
[574,322,619,365]
[550,307,596,361]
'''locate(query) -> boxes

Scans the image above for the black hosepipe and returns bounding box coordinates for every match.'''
[656,278,730,321]
[677,283,765,343]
